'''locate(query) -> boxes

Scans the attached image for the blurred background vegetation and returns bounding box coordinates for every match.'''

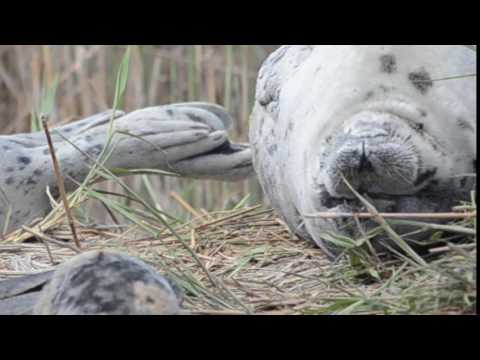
[0,45,280,222]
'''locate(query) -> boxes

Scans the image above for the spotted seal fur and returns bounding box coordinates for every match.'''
[0,103,253,234]
[250,45,476,257]
[0,250,183,315]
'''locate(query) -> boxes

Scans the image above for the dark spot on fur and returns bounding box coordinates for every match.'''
[86,144,103,157]
[6,167,14,173]
[43,148,50,155]
[145,296,155,304]
[365,91,375,100]
[320,191,344,208]
[85,135,93,143]
[259,117,265,129]
[415,168,438,187]
[50,186,60,198]
[185,112,204,124]
[409,68,433,94]
[267,144,278,155]
[418,109,428,117]
[18,156,31,165]
[18,167,25,171]
[67,171,77,179]
[166,109,174,116]
[460,177,468,188]
[97,299,126,313]
[33,169,43,176]
[3,145,11,151]
[457,118,474,131]
[380,54,397,74]
[26,177,37,186]
[5,177,15,185]
[414,123,424,132]
[379,85,390,93]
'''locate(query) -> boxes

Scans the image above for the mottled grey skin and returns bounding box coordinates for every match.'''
[0,270,54,315]
[250,45,476,257]
[0,103,253,234]
[33,250,183,315]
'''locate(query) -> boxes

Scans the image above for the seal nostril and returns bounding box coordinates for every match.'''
[358,141,372,172]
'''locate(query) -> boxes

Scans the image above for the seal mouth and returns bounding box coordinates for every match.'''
[319,187,458,215]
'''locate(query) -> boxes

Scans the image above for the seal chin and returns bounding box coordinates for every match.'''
[304,189,459,259]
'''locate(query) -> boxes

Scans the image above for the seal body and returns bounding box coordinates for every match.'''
[250,45,476,256]
[0,103,253,234]
[33,250,183,315]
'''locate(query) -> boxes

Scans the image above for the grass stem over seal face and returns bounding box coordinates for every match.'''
[337,173,427,267]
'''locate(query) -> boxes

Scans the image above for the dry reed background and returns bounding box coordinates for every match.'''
[0,45,278,221]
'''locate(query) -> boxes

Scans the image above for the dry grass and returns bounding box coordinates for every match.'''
[0,196,475,315]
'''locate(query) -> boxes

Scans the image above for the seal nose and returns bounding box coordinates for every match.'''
[359,141,367,171]
[358,140,373,172]
[324,134,420,198]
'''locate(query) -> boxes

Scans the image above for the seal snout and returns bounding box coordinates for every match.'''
[324,133,421,198]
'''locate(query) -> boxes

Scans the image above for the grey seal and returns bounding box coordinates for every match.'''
[0,250,183,315]
[250,45,476,257]
[0,103,253,234]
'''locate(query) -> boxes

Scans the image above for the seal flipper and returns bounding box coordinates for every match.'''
[0,292,42,315]
[163,103,253,181]
[173,141,253,182]
[0,270,54,300]
[93,103,254,182]
[0,270,54,315]
[5,110,125,147]
[171,102,234,131]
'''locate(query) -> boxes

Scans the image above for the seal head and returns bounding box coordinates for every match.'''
[33,250,183,315]
[251,45,476,257]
